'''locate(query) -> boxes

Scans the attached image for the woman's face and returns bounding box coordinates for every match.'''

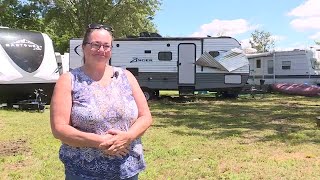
[83,29,112,64]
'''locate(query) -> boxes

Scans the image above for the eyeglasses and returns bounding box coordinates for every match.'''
[87,23,114,33]
[85,41,112,51]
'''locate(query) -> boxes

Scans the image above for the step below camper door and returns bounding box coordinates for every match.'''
[178,43,196,85]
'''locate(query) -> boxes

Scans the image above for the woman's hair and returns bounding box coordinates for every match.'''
[81,24,114,63]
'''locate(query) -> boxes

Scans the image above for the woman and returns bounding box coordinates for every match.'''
[50,23,153,180]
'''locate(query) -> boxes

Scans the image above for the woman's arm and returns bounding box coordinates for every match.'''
[50,73,112,148]
[124,69,153,139]
[102,70,153,153]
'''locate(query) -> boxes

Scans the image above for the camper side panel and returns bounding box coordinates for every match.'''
[112,40,201,90]
[248,50,320,85]
[0,28,59,103]
[195,38,249,90]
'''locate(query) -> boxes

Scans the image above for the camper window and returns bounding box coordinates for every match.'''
[267,60,273,74]
[256,59,261,68]
[158,51,172,61]
[208,51,220,58]
[282,61,291,70]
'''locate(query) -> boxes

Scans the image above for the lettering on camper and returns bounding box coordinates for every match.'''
[130,57,153,63]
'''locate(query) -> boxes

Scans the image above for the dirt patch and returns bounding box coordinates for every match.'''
[0,139,30,156]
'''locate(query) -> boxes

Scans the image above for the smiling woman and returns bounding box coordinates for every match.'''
[50,23,153,180]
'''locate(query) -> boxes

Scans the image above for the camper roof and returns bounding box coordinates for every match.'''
[246,52,273,58]
[114,36,234,41]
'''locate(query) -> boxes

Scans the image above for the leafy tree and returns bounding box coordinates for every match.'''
[249,29,275,53]
[44,0,161,53]
[0,0,50,31]
[0,0,161,53]
[316,40,320,45]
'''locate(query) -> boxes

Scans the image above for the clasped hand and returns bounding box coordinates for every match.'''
[99,129,132,158]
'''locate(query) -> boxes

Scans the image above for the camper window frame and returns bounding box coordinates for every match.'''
[256,59,261,68]
[282,61,291,70]
[158,51,172,61]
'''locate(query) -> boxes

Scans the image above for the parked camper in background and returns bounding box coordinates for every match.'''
[0,27,59,105]
[246,49,320,86]
[55,52,70,74]
[70,34,249,99]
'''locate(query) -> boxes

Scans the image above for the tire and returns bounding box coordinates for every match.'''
[143,91,152,101]
[216,90,239,99]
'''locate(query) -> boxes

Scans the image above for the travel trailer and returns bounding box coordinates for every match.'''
[246,49,320,85]
[0,27,60,104]
[69,34,249,99]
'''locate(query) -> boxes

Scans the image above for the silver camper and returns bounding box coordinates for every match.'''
[247,49,320,85]
[0,27,59,104]
[69,34,249,99]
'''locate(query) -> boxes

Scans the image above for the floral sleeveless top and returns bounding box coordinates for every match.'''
[59,67,146,179]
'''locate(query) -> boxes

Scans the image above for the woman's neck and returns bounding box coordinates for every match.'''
[82,63,112,81]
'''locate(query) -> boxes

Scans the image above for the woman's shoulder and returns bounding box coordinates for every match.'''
[56,67,82,85]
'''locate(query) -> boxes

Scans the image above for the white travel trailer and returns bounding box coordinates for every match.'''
[69,34,249,99]
[247,49,320,85]
[0,27,60,104]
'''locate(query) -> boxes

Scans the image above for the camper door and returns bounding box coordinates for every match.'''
[178,43,196,85]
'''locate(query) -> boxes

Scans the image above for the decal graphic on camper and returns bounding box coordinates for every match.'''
[130,57,153,63]
[0,29,44,73]
[5,39,42,51]
[74,44,82,56]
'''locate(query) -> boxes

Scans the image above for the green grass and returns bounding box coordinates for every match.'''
[1,94,320,179]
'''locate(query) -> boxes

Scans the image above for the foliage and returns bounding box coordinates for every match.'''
[0,0,50,31]
[0,0,162,53]
[250,29,275,53]
[44,0,161,53]
[316,40,320,45]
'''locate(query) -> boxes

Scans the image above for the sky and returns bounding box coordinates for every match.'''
[153,0,320,50]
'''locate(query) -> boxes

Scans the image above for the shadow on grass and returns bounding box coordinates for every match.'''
[150,94,320,144]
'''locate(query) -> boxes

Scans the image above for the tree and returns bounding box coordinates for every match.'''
[316,40,320,45]
[249,29,275,53]
[0,0,50,31]
[44,0,161,53]
[0,0,161,53]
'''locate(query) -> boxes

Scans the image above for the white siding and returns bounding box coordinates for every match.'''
[112,40,202,73]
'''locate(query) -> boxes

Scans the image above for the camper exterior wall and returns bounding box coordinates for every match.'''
[69,36,249,97]
[201,38,248,74]
[1,33,59,84]
[0,28,59,103]
[247,50,320,85]
[111,37,248,90]
[112,40,201,73]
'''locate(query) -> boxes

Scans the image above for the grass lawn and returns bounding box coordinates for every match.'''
[1,93,320,179]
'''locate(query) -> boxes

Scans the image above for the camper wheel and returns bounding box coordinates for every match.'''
[216,90,239,99]
[142,88,155,101]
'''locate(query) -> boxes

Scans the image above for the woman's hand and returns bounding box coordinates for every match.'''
[99,134,114,149]
[99,129,133,157]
